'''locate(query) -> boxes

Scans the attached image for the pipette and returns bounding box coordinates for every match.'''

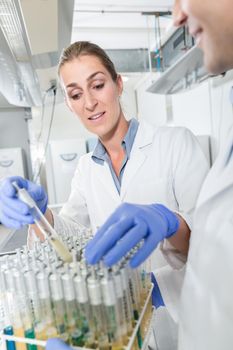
[12,182,72,263]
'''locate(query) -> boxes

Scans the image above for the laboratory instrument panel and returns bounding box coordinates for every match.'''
[0,228,154,350]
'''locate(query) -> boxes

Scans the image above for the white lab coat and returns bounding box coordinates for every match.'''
[178,125,233,349]
[48,120,208,325]
[57,121,208,233]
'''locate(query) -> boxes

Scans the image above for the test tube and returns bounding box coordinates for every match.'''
[119,266,134,336]
[100,267,124,350]
[36,271,58,341]
[61,266,84,346]
[112,266,128,345]
[12,182,72,263]
[23,268,41,327]
[125,266,143,349]
[4,268,27,350]
[13,269,37,350]
[73,263,95,348]
[87,268,109,350]
[49,269,69,342]
[1,268,16,350]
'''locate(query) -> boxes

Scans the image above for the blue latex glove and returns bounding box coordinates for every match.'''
[151,273,165,308]
[85,203,179,268]
[0,176,48,229]
[46,339,73,350]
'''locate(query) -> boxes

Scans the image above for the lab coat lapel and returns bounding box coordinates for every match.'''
[120,121,154,199]
[93,161,120,202]
[197,125,233,207]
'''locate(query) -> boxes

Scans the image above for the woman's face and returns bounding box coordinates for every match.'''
[60,55,123,139]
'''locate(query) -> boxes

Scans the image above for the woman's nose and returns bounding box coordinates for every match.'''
[173,0,188,27]
[84,92,97,111]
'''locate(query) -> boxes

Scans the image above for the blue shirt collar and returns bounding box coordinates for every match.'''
[92,118,139,162]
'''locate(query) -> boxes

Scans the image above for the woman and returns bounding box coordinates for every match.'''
[0,41,208,313]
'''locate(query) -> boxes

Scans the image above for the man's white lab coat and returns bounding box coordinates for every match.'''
[178,125,233,349]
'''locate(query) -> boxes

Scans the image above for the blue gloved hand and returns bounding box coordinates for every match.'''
[0,176,48,229]
[46,339,73,350]
[85,203,179,268]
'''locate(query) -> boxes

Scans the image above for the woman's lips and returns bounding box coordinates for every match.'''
[88,112,105,121]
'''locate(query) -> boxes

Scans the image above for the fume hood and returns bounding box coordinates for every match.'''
[0,0,74,107]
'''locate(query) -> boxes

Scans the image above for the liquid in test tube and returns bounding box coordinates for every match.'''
[100,267,124,350]
[61,266,84,347]
[73,262,95,348]
[14,269,37,350]
[87,268,109,350]
[49,269,69,342]
[36,271,58,342]
[112,266,128,345]
[12,182,72,263]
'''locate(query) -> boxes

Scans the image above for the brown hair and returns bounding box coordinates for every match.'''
[58,41,118,82]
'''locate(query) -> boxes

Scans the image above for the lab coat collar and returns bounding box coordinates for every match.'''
[91,121,156,203]
[196,125,233,207]
[120,121,155,199]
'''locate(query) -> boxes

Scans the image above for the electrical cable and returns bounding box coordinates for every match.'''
[33,86,57,183]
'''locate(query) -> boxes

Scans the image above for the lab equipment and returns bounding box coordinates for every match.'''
[0,229,154,350]
[61,266,84,346]
[87,267,109,350]
[111,266,128,344]
[36,271,58,340]
[49,269,69,343]
[73,262,95,348]
[12,181,72,263]
[85,203,179,267]
[100,267,124,349]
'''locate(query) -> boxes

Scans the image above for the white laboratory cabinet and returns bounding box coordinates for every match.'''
[46,138,87,205]
[0,147,25,181]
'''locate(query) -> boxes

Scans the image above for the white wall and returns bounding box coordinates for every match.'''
[135,73,167,125]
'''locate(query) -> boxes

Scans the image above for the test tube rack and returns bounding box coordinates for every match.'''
[0,286,155,350]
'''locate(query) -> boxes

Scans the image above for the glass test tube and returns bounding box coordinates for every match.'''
[4,268,26,350]
[36,271,58,341]
[1,269,16,350]
[112,267,128,345]
[87,268,109,350]
[119,266,134,336]
[23,268,41,327]
[12,182,72,263]
[126,267,143,349]
[73,263,95,348]
[61,267,84,346]
[49,269,69,342]
[13,269,37,350]
[100,268,124,350]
